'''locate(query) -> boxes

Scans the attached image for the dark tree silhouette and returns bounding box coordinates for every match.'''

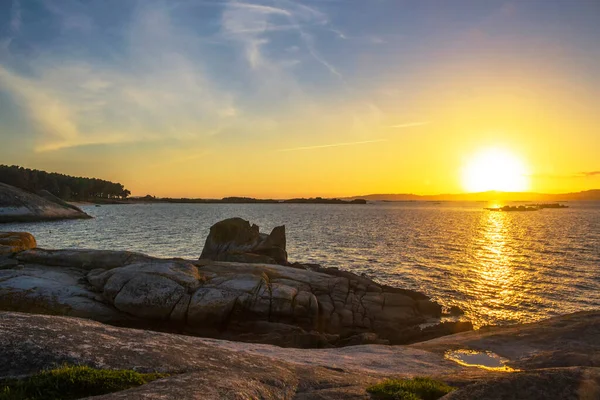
[0,165,131,200]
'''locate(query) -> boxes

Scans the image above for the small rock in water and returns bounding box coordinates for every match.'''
[199,217,288,265]
[448,305,465,316]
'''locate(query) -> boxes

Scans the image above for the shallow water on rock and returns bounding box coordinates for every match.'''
[1,201,599,327]
[444,349,518,372]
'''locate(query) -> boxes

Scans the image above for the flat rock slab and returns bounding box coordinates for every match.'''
[0,312,463,400]
[444,367,600,400]
[2,311,599,399]
[0,311,462,379]
[412,311,600,371]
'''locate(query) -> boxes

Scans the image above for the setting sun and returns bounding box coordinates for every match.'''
[462,148,529,193]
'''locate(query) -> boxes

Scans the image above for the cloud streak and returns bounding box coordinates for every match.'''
[222,0,345,82]
[228,2,291,16]
[277,139,387,152]
[581,171,600,177]
[387,122,430,128]
[529,171,600,179]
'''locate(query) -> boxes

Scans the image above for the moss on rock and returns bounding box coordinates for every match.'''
[367,377,455,400]
[0,365,167,400]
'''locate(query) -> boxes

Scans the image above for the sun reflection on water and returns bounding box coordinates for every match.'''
[464,210,542,326]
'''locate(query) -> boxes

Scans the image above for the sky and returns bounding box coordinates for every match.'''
[0,0,599,198]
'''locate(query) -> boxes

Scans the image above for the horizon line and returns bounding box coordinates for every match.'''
[127,188,600,200]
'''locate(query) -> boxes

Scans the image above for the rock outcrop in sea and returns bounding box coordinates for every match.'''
[200,217,288,265]
[0,220,470,347]
[0,182,91,222]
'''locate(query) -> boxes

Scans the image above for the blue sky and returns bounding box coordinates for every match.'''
[1,0,599,196]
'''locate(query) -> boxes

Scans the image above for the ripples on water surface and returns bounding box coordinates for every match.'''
[2,202,599,327]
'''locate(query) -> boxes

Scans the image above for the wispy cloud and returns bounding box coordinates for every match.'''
[222,0,345,82]
[299,27,345,81]
[387,121,430,128]
[41,0,93,32]
[329,28,346,39]
[0,0,389,156]
[530,171,600,179]
[581,171,600,177]
[0,2,238,152]
[10,0,21,34]
[221,1,292,70]
[280,0,346,82]
[228,2,291,16]
[277,139,387,152]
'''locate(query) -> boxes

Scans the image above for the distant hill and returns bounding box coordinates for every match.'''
[345,190,600,202]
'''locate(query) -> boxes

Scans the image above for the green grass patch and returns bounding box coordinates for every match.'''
[367,377,455,400]
[0,365,168,400]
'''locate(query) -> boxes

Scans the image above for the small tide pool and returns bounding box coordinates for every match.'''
[444,349,518,372]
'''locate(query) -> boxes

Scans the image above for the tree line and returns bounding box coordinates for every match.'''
[0,165,131,200]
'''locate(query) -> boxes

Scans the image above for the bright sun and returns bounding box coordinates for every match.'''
[462,148,529,192]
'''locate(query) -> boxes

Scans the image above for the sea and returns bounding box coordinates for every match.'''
[2,201,599,328]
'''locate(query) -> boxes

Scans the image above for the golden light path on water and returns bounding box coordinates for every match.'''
[465,210,543,325]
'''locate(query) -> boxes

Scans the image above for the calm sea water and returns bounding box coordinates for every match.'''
[2,202,599,327]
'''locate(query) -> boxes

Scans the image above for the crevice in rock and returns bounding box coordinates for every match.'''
[109,276,134,304]
[183,291,194,326]
[261,272,273,322]
[167,291,185,321]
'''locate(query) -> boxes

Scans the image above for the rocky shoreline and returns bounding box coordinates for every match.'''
[0,218,599,398]
[1,310,598,399]
[0,183,91,223]
[0,219,471,347]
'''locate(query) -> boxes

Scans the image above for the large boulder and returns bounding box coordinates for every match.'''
[412,310,600,370]
[0,183,91,222]
[200,218,288,265]
[0,232,36,255]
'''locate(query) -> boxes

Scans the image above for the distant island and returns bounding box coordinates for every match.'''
[345,190,600,202]
[133,196,367,205]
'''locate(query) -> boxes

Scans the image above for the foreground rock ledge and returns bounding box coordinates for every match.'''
[1,311,599,399]
[0,236,470,347]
